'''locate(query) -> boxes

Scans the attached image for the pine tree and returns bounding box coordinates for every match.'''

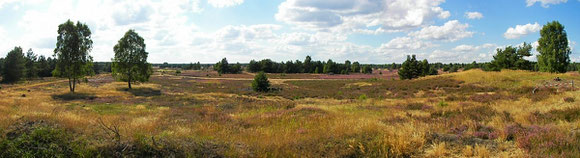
[24,49,38,79]
[537,21,571,73]
[1,47,27,83]
[252,72,270,92]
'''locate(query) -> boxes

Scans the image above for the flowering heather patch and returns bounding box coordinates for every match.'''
[472,124,499,140]
[504,124,580,156]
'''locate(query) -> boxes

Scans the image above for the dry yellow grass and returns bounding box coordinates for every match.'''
[1,69,579,157]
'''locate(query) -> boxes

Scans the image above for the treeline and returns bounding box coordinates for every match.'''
[157,62,209,70]
[0,49,113,83]
[0,47,57,83]
[244,56,372,74]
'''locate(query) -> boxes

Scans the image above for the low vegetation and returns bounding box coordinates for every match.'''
[0,69,579,157]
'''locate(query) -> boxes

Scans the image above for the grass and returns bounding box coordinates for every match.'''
[0,69,579,157]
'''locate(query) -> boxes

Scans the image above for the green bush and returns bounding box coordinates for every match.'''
[358,94,368,100]
[252,72,270,92]
[437,101,448,107]
[0,126,91,157]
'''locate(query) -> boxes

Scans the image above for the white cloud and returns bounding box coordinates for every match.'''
[465,12,483,19]
[112,1,154,25]
[526,0,567,7]
[379,37,434,50]
[2,0,205,61]
[408,20,474,42]
[503,22,541,39]
[215,24,281,42]
[275,0,450,32]
[452,43,496,52]
[453,45,477,52]
[208,0,244,8]
[431,43,499,63]
[0,0,17,9]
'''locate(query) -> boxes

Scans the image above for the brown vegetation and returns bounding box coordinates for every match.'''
[0,69,579,157]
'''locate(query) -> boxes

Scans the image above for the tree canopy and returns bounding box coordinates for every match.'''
[112,30,153,89]
[537,21,571,73]
[398,55,437,80]
[53,20,94,92]
[24,49,38,79]
[215,58,242,74]
[1,47,27,83]
[252,71,270,92]
[487,43,533,71]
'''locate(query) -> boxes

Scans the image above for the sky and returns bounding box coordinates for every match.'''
[0,0,578,64]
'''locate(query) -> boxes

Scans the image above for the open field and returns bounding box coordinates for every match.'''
[1,69,580,157]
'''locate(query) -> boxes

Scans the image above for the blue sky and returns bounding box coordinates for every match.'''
[0,0,578,64]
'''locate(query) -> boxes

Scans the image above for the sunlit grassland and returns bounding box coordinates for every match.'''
[0,69,579,157]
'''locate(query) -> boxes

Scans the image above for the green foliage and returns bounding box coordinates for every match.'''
[358,94,367,100]
[215,58,241,74]
[463,61,479,71]
[24,49,38,79]
[352,61,361,73]
[344,60,351,73]
[252,72,270,92]
[487,43,533,71]
[184,62,202,70]
[303,56,313,73]
[398,55,436,80]
[53,20,94,92]
[323,59,336,74]
[1,47,27,83]
[449,65,459,72]
[537,21,571,73]
[37,55,56,77]
[442,65,451,72]
[247,56,355,74]
[0,58,3,75]
[0,126,90,157]
[438,101,449,107]
[362,65,373,74]
[112,30,153,89]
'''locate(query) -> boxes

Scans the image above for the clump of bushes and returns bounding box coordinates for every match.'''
[358,94,367,100]
[437,101,449,107]
[252,72,270,92]
[0,124,90,157]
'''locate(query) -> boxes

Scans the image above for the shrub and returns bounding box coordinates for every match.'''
[252,72,270,92]
[437,101,448,107]
[358,94,367,100]
[0,126,90,157]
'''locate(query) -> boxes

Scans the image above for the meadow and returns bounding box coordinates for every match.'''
[1,69,579,157]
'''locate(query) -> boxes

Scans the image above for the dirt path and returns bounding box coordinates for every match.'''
[1,74,112,91]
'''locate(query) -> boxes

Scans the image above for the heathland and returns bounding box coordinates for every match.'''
[1,68,579,157]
